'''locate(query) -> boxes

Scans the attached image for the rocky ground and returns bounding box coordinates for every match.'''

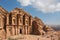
[1,34,58,40]
[7,34,51,40]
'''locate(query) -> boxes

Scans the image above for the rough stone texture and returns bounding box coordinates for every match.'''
[0,6,59,40]
[7,34,58,40]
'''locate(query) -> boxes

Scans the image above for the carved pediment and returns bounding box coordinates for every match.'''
[11,7,32,17]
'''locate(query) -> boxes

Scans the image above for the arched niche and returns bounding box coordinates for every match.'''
[17,14,22,25]
[30,21,41,35]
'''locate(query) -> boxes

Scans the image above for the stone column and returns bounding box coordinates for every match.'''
[16,26,18,35]
[24,26,26,34]
[6,15,9,25]
[0,29,6,39]
[6,26,11,38]
[12,26,15,36]
[26,26,28,35]
[12,26,16,35]
[22,26,24,34]
[28,26,30,34]
[17,26,20,34]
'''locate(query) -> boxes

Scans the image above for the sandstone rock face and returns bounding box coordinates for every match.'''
[57,31,60,40]
[0,6,59,40]
[30,17,45,35]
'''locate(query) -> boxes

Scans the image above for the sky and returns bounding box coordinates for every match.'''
[0,0,60,25]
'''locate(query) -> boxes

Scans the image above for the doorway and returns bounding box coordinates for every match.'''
[20,29,22,34]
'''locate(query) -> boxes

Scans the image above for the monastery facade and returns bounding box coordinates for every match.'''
[0,6,58,40]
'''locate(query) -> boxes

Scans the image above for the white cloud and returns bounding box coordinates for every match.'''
[17,0,31,6]
[17,0,60,12]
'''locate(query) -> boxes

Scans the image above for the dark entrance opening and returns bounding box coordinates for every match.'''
[20,29,22,34]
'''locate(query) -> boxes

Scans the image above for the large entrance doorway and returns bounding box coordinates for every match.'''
[20,29,22,34]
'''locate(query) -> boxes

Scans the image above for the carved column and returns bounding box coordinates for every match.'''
[6,26,11,38]
[22,26,25,34]
[16,26,18,35]
[6,15,9,25]
[25,26,28,35]
[12,26,15,35]
[17,26,20,34]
